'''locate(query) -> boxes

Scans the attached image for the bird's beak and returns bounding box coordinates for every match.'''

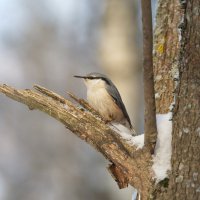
[74,75,87,79]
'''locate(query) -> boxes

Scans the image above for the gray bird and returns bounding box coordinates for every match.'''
[74,72,136,135]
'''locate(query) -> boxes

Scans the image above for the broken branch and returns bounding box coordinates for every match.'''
[0,84,153,199]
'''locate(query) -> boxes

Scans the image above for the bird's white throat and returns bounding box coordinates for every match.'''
[84,79,106,90]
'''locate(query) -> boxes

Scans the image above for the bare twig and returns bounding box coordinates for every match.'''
[34,84,68,104]
[67,92,102,118]
[0,84,153,199]
[141,0,158,153]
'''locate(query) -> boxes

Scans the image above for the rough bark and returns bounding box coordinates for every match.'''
[167,0,200,199]
[153,0,200,199]
[0,84,153,199]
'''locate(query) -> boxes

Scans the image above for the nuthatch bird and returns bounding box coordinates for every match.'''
[74,72,136,135]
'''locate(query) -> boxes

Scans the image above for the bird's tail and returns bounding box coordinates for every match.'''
[130,126,137,136]
[123,120,137,136]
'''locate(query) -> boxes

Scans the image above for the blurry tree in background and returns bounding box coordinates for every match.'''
[0,0,141,199]
[100,0,142,132]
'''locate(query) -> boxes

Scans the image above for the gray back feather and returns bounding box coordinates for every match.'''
[105,79,132,129]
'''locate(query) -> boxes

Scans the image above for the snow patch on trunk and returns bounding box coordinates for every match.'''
[153,113,172,182]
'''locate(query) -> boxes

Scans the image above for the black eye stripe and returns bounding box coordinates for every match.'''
[86,77,96,80]
[86,77,111,85]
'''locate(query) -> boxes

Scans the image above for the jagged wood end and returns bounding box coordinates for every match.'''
[0,84,153,199]
[107,163,129,189]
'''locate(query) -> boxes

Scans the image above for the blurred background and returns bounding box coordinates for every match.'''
[0,0,157,199]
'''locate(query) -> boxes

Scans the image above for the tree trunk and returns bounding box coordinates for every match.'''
[153,0,200,199]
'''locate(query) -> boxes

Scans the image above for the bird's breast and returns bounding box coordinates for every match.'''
[87,88,124,122]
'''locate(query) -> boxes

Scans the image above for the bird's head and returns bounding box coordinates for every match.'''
[74,72,111,89]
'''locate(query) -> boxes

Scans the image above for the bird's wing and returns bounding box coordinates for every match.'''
[106,83,132,129]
